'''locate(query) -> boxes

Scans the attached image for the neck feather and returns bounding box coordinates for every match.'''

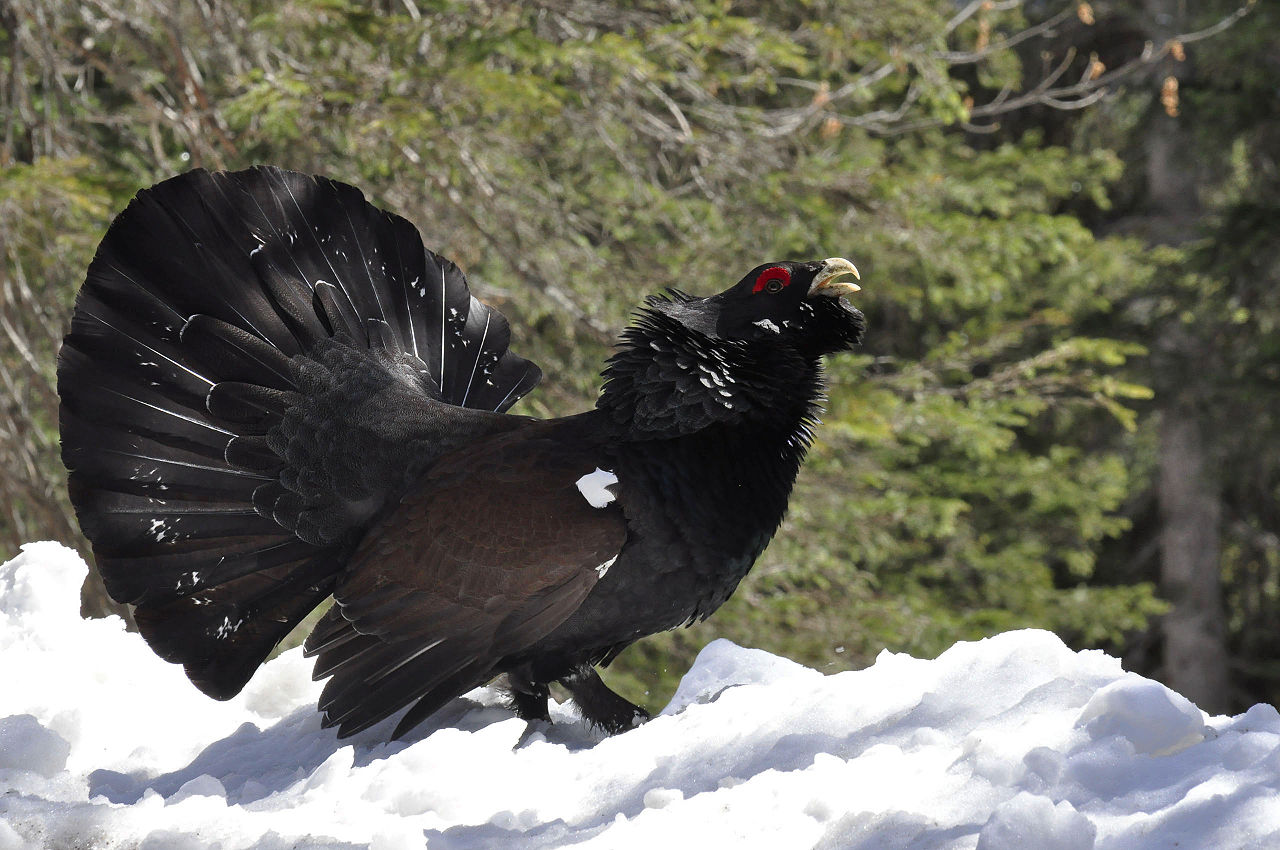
[597,307,827,443]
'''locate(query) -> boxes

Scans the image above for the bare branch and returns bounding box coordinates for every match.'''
[940,6,1078,65]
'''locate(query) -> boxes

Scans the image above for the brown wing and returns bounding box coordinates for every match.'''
[302,429,626,738]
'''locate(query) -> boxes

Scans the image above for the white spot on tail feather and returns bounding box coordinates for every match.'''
[596,555,618,578]
[576,468,618,509]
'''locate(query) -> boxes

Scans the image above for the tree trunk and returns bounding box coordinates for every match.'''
[1157,403,1230,711]
[1143,0,1232,712]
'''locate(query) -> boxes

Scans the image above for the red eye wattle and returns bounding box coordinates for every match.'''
[752,266,791,294]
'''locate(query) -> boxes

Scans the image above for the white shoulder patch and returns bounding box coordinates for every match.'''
[753,318,781,334]
[575,467,618,509]
[596,555,618,578]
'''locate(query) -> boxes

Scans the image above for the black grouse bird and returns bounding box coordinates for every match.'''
[58,167,865,738]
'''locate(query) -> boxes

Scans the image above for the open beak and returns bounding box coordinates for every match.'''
[807,257,861,299]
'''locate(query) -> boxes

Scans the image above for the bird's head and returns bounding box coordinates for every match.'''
[599,258,866,437]
[713,258,865,355]
[651,258,866,357]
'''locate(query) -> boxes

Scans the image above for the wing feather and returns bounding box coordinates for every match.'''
[304,431,626,738]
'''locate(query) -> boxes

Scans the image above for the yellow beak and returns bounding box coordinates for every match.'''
[808,257,861,299]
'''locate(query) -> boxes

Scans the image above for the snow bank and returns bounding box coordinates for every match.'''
[3,542,1279,849]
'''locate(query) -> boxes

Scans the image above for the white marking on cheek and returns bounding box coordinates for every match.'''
[596,555,618,578]
[575,468,618,509]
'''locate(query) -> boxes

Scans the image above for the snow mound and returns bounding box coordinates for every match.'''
[3,542,1280,849]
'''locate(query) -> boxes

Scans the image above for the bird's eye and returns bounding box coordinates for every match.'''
[752,266,791,294]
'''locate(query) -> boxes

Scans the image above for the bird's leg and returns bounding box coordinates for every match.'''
[559,664,650,734]
[504,670,551,723]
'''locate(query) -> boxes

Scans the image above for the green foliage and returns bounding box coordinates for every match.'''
[1037,0,1280,710]
[0,157,114,557]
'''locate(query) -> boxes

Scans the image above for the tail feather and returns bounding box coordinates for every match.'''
[179,315,297,392]
[97,536,315,604]
[60,166,542,700]
[101,174,302,356]
[134,557,339,700]
[316,634,493,738]
[67,446,272,502]
[59,314,213,416]
[61,380,232,463]
[206,383,299,423]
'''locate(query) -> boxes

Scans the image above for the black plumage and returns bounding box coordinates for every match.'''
[58,166,865,738]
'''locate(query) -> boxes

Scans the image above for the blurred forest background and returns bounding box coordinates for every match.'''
[2,0,1276,715]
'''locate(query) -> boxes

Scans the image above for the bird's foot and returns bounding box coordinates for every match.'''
[503,672,551,723]
[560,664,650,735]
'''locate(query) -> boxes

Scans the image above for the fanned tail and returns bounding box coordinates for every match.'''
[59,166,541,699]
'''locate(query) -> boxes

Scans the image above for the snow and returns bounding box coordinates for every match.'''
[3,542,1280,849]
